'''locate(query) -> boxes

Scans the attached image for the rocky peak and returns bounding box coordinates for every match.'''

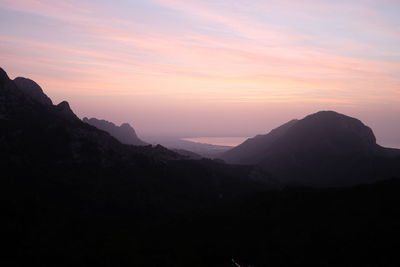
[14,77,53,105]
[83,117,147,146]
[120,122,137,134]
[57,100,71,110]
[299,110,376,146]
[56,101,78,120]
[0,68,10,86]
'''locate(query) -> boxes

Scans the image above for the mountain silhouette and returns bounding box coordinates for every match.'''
[221,111,400,186]
[83,117,147,146]
[1,66,274,265]
[2,66,400,266]
[0,68,194,163]
[14,77,53,105]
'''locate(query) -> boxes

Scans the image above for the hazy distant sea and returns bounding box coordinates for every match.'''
[181,138,400,149]
[380,143,400,149]
[182,137,249,147]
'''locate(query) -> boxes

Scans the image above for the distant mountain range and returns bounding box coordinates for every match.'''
[0,66,264,179]
[81,119,210,159]
[2,66,400,266]
[83,117,147,146]
[221,111,400,186]
[2,65,399,188]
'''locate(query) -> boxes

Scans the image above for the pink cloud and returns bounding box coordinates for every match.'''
[1,0,400,138]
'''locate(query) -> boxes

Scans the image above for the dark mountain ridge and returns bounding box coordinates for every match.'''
[222,110,400,186]
[1,67,275,265]
[2,66,400,266]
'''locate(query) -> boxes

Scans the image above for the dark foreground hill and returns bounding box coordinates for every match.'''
[167,178,400,266]
[221,111,400,186]
[1,67,400,266]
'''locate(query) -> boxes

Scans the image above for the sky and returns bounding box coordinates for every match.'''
[1,0,400,146]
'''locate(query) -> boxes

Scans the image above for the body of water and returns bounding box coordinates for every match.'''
[181,139,400,149]
[379,143,400,149]
[182,137,249,147]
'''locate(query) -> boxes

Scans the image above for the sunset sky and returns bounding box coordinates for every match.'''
[1,0,400,146]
